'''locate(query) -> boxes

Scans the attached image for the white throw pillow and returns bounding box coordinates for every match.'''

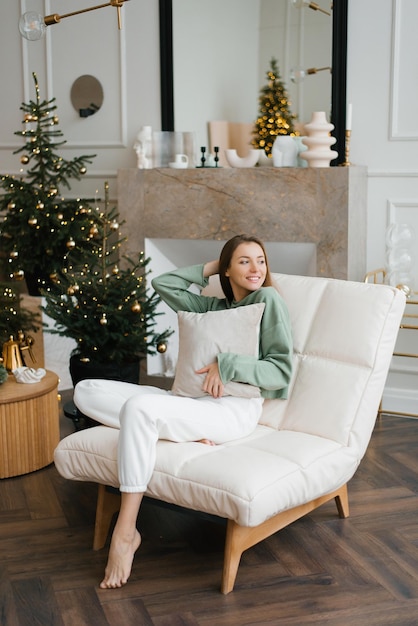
[172,303,265,398]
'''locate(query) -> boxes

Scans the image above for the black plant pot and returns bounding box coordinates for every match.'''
[69,354,141,387]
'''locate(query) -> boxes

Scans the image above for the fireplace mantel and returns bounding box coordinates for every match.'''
[117,166,367,280]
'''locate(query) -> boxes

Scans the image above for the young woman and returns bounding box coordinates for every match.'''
[74,234,293,588]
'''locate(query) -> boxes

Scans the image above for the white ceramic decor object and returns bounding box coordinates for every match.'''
[300,112,338,167]
[224,149,262,168]
[272,135,298,167]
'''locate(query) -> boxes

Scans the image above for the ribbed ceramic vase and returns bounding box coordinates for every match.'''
[300,111,338,167]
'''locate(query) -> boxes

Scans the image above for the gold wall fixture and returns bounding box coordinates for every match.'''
[19,0,129,41]
[291,0,332,17]
[290,66,332,83]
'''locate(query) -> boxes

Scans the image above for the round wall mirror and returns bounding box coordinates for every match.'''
[70,75,104,118]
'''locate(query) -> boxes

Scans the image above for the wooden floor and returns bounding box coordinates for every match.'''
[2,396,418,626]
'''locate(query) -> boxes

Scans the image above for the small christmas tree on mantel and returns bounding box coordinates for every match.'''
[0,72,98,295]
[42,182,173,385]
[252,57,299,157]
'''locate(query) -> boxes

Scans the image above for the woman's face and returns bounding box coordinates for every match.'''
[225,241,267,302]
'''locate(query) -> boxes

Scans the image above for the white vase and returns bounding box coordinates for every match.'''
[300,112,338,168]
[272,135,298,167]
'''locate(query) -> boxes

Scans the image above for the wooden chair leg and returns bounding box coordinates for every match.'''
[221,484,349,594]
[93,484,121,550]
[335,483,349,518]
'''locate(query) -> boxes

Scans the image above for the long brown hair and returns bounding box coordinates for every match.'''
[219,234,272,302]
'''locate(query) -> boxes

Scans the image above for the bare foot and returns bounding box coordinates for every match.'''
[99,528,141,589]
[197,438,216,446]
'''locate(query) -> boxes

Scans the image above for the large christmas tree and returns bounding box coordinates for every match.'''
[252,58,298,157]
[0,73,98,295]
[42,182,173,366]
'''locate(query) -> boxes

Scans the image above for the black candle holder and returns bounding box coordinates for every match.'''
[196,146,222,168]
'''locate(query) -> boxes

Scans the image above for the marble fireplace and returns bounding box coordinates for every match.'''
[117,166,367,280]
[117,166,367,375]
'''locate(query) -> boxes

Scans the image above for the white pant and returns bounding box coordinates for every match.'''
[74,379,264,492]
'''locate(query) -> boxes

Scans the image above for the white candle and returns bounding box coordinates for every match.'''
[346,103,352,131]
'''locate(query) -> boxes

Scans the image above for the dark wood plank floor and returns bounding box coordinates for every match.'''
[2,394,418,625]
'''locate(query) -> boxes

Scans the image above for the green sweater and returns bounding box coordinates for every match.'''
[152,264,293,399]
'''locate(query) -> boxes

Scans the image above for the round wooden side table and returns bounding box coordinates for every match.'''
[0,370,59,478]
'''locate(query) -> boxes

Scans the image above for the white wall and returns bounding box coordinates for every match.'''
[0,0,160,201]
[348,0,418,415]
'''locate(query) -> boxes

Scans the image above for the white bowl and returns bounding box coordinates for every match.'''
[225,149,262,168]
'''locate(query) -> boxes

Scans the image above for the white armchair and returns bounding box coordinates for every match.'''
[54,273,405,593]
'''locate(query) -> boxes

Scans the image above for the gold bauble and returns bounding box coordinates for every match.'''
[67,285,76,295]
[79,166,87,175]
[49,273,58,283]
[131,301,141,313]
[28,217,37,225]
[110,220,119,231]
[7,202,15,210]
[36,202,44,210]
[99,314,108,325]
[66,238,76,249]
[13,270,25,281]
[9,250,18,259]
[157,342,167,354]
[20,155,29,164]
[89,225,99,236]
[112,265,119,275]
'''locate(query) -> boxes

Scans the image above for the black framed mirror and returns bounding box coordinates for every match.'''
[159,0,347,166]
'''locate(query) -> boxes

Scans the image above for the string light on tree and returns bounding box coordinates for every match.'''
[252,57,299,157]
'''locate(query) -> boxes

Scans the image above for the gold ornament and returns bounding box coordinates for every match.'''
[49,273,58,283]
[99,314,108,325]
[131,301,141,313]
[112,265,119,275]
[110,220,119,231]
[66,238,76,249]
[36,202,44,210]
[20,155,29,164]
[7,202,15,210]
[13,270,25,281]
[28,217,37,225]
[157,342,168,354]
[89,225,99,237]
[79,166,87,175]
[9,250,18,259]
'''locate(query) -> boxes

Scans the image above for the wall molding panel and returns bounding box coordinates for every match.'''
[390,0,418,139]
